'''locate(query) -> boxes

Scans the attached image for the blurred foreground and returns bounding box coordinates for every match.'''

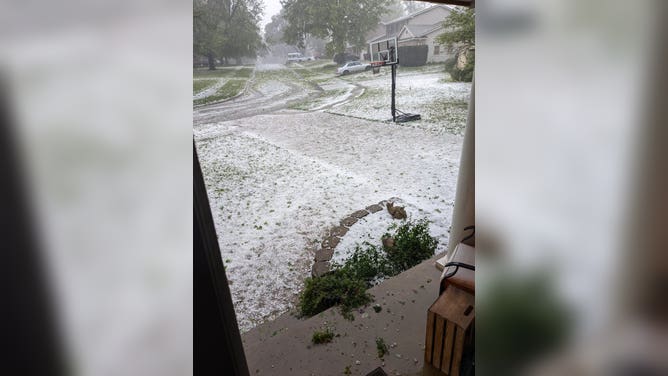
[0,0,666,375]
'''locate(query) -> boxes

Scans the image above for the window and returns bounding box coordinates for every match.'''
[434,45,441,55]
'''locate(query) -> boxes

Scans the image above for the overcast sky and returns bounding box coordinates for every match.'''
[260,0,283,31]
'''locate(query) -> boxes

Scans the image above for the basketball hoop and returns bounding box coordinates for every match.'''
[368,37,420,122]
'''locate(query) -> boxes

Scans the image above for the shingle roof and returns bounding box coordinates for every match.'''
[368,34,396,44]
[402,24,443,38]
[382,4,455,25]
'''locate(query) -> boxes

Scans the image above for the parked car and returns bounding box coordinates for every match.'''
[336,61,371,75]
[286,52,314,64]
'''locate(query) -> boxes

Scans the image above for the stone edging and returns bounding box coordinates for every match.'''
[311,198,401,277]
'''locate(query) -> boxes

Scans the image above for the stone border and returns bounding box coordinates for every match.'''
[311,198,401,277]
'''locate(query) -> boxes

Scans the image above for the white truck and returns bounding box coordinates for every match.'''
[286,52,314,64]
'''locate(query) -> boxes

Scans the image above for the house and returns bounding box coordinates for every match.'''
[366,5,458,64]
[396,23,454,63]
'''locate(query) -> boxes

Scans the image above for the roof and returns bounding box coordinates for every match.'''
[401,24,443,38]
[382,4,455,25]
[368,34,396,44]
[427,0,474,7]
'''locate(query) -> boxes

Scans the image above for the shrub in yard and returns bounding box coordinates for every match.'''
[298,269,372,317]
[385,219,438,274]
[444,52,474,82]
[337,243,392,285]
[298,221,437,319]
[311,328,335,344]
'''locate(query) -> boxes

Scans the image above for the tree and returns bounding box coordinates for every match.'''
[437,7,475,82]
[281,0,391,56]
[403,1,429,15]
[437,7,474,55]
[194,0,264,69]
[381,0,405,22]
[264,10,288,45]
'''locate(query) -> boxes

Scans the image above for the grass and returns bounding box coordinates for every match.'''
[375,337,389,358]
[298,220,438,320]
[234,67,253,78]
[193,67,239,79]
[193,79,218,95]
[289,88,347,111]
[194,79,246,105]
[311,328,335,344]
[424,99,469,134]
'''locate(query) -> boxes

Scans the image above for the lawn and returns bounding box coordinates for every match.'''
[193,79,217,95]
[193,110,463,331]
[194,79,246,105]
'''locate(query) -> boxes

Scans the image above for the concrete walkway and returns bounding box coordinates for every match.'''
[242,253,445,376]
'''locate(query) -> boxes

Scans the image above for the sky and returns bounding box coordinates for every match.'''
[260,0,283,31]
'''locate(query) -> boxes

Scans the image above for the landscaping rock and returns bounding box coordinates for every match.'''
[330,226,348,237]
[386,202,407,219]
[321,236,340,249]
[315,247,334,262]
[382,235,395,250]
[341,216,358,227]
[311,261,331,277]
[366,204,383,213]
[351,209,369,219]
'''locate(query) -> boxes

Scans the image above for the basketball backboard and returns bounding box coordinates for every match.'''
[369,37,398,65]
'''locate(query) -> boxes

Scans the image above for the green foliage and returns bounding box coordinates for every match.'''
[298,221,437,319]
[311,328,335,344]
[193,67,240,78]
[337,243,393,284]
[264,10,288,45]
[375,337,389,358]
[299,269,372,318]
[194,0,264,68]
[194,79,245,105]
[437,8,475,53]
[234,67,254,78]
[193,79,217,94]
[438,8,475,82]
[281,0,391,55]
[444,52,474,82]
[385,219,438,273]
[380,0,405,22]
[344,365,352,375]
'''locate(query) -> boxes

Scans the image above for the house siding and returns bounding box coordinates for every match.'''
[368,5,456,64]
[424,29,454,63]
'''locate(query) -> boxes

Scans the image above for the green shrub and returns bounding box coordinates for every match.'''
[385,219,438,273]
[337,243,392,285]
[298,221,437,319]
[444,51,474,82]
[298,269,372,317]
[311,328,335,344]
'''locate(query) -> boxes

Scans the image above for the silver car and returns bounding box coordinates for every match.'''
[336,61,371,75]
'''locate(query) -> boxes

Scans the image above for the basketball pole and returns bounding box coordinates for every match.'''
[391,63,396,122]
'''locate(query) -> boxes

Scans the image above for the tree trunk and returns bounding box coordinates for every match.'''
[207,53,216,70]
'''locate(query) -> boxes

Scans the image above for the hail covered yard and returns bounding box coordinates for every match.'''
[194,61,470,332]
